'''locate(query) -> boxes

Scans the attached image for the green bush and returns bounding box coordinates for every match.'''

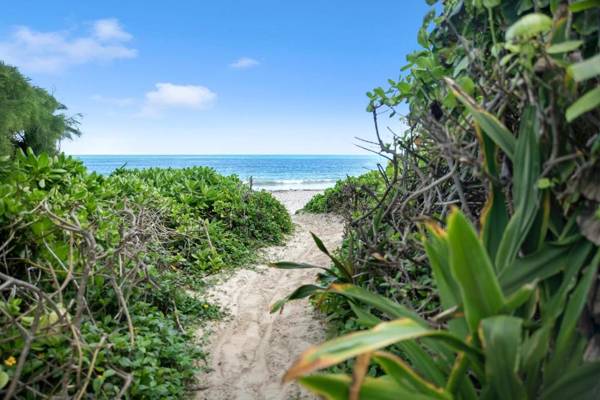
[278,0,600,397]
[0,150,291,398]
[303,170,383,214]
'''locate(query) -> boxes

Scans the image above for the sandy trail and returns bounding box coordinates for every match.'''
[195,191,343,400]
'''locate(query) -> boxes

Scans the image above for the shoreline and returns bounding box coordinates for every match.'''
[266,188,324,193]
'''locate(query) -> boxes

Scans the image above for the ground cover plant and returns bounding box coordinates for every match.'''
[0,149,292,398]
[279,0,600,397]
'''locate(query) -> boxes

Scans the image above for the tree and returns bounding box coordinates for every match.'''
[0,62,81,156]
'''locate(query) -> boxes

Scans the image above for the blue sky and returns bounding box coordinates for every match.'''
[0,1,430,154]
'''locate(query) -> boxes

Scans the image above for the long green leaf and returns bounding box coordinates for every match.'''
[270,284,324,313]
[329,283,426,325]
[373,351,452,400]
[348,301,381,328]
[310,232,353,281]
[445,78,516,159]
[569,0,600,12]
[501,283,536,312]
[447,209,505,333]
[479,316,527,400]
[475,125,508,260]
[424,224,468,338]
[395,341,448,388]
[269,261,336,275]
[521,326,551,379]
[299,374,433,400]
[495,106,540,272]
[327,283,452,385]
[546,250,600,381]
[284,318,480,381]
[476,125,510,262]
[568,54,600,82]
[424,224,460,309]
[541,361,600,400]
[499,241,586,295]
[540,241,593,323]
[547,40,583,54]
[566,86,600,122]
[480,185,509,264]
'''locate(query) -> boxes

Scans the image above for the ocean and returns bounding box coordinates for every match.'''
[75,155,381,190]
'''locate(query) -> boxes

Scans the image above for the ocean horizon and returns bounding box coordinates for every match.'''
[75,154,381,190]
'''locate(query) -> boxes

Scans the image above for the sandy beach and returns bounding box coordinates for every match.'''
[196,190,343,400]
[268,189,324,213]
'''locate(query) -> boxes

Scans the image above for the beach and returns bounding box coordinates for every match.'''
[268,189,323,213]
[196,189,342,400]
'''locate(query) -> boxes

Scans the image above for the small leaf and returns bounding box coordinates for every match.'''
[506,13,553,42]
[0,370,9,389]
[537,178,554,189]
[457,76,476,95]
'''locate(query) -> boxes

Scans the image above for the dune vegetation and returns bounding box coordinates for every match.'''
[2,0,600,398]
[0,70,292,398]
[277,0,600,398]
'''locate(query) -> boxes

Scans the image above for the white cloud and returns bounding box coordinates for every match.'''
[230,57,260,69]
[93,18,132,42]
[0,19,137,73]
[140,83,217,116]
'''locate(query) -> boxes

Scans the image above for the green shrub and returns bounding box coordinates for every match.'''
[303,170,383,214]
[0,150,291,398]
[277,0,600,397]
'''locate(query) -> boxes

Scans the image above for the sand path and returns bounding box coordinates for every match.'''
[195,191,344,400]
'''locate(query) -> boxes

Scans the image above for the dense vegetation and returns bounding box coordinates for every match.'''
[279,0,600,398]
[0,149,292,397]
[0,63,81,156]
[303,171,383,215]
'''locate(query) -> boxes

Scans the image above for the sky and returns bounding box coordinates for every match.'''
[0,1,431,155]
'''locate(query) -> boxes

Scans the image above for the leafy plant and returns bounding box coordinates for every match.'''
[0,150,292,398]
[282,0,600,397]
[283,206,600,398]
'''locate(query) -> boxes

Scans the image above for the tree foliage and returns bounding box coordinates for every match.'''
[0,62,81,156]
